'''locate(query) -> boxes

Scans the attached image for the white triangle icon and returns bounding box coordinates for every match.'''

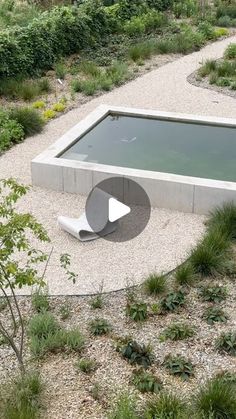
[108,198,131,223]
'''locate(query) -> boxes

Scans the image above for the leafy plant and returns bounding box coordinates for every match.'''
[126,300,148,322]
[132,369,162,393]
[199,285,227,303]
[90,318,112,336]
[163,354,194,380]
[207,202,236,241]
[10,107,45,136]
[160,322,195,341]
[59,303,71,320]
[0,179,50,371]
[52,103,66,112]
[32,101,46,109]
[0,109,24,151]
[55,61,67,79]
[215,331,236,356]
[224,43,236,59]
[160,290,185,312]
[31,289,50,313]
[108,393,139,419]
[144,273,167,295]
[144,392,189,418]
[0,371,43,419]
[90,294,104,309]
[175,263,196,286]
[193,375,236,418]
[43,109,56,120]
[28,311,84,357]
[203,306,228,325]
[76,358,97,374]
[119,339,154,369]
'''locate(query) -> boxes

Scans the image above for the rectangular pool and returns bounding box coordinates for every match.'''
[60,113,236,182]
[31,105,236,214]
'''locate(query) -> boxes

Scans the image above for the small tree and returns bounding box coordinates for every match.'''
[0,179,50,373]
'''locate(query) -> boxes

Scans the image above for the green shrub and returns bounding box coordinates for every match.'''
[231,81,236,90]
[216,331,236,356]
[198,21,215,39]
[0,110,24,151]
[155,38,173,54]
[198,59,217,78]
[28,312,60,340]
[199,285,228,303]
[0,3,112,79]
[207,202,236,241]
[160,290,185,312]
[90,318,112,335]
[55,61,67,80]
[193,376,236,418]
[216,77,231,86]
[108,393,139,419]
[203,306,228,325]
[144,392,189,419]
[160,322,195,341]
[89,295,104,309]
[217,60,236,77]
[209,71,218,84]
[214,27,229,37]
[128,41,153,61]
[132,369,162,393]
[81,79,100,96]
[216,4,236,19]
[10,107,45,136]
[71,79,83,93]
[52,103,66,112]
[106,61,130,86]
[31,289,50,313]
[118,339,154,369]
[38,78,51,93]
[217,15,235,27]
[144,273,167,295]
[0,371,43,419]
[43,109,56,120]
[32,100,46,109]
[126,301,148,322]
[28,311,84,356]
[59,303,71,320]
[99,76,114,91]
[175,263,196,286]
[163,354,194,380]
[79,60,101,77]
[76,357,97,373]
[189,230,231,277]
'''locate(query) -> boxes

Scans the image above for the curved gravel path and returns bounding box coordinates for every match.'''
[1,35,236,295]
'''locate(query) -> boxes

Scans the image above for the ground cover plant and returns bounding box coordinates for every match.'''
[196,43,236,93]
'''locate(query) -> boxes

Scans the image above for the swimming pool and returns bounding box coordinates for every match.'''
[31,105,236,214]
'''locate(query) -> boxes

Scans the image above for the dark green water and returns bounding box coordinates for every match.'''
[60,114,236,182]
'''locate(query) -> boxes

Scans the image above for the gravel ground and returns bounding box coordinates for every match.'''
[1,35,236,296]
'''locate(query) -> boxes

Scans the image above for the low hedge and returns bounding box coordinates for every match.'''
[0,1,112,78]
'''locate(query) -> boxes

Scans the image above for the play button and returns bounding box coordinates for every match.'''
[85,177,151,242]
[108,198,130,222]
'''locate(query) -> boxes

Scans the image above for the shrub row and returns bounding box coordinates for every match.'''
[0,107,44,152]
[0,1,112,78]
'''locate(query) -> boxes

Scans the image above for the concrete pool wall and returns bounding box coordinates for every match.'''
[31,105,236,215]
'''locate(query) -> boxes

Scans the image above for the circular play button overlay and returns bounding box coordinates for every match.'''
[85,177,151,242]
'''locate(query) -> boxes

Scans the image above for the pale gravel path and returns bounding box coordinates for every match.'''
[1,36,236,295]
